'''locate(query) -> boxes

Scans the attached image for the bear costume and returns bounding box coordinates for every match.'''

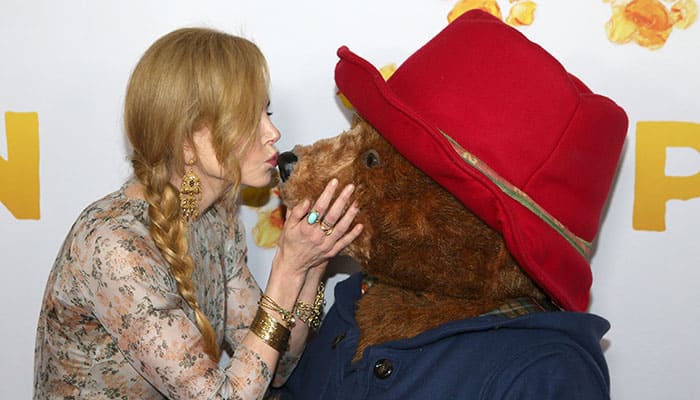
[276,10,627,399]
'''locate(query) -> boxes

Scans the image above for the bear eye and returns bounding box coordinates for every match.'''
[362,149,381,168]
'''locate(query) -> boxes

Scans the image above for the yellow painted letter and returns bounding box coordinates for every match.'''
[0,112,40,219]
[634,121,700,231]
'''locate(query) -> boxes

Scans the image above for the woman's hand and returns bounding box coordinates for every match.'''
[272,178,363,284]
[253,178,362,370]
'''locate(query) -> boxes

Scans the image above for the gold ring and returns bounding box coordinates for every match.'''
[319,220,334,236]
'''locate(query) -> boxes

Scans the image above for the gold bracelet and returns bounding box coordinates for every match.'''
[249,308,290,353]
[258,295,296,328]
[293,282,326,330]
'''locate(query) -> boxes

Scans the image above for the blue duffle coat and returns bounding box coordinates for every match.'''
[279,273,611,399]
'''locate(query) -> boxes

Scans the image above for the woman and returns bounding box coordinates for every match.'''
[33,28,362,399]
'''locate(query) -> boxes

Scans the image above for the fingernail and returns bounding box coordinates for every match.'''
[330,178,338,186]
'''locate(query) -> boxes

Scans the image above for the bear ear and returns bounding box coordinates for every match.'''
[351,113,364,126]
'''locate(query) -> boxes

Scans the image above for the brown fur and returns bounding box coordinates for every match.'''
[280,117,546,361]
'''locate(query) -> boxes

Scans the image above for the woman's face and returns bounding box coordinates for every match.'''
[187,109,280,200]
[239,110,281,188]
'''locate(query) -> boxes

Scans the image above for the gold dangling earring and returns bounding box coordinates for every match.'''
[180,158,201,221]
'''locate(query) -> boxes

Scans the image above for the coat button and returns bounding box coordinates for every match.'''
[373,359,393,379]
[331,333,346,349]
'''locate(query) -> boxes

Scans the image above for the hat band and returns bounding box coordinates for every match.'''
[441,131,592,260]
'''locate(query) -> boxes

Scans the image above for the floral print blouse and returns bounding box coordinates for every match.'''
[34,182,293,399]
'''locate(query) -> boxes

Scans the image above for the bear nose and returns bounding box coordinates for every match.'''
[277,151,298,182]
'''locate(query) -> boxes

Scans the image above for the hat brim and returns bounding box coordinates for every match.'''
[335,45,592,311]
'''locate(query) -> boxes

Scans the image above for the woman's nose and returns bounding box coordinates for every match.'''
[277,151,298,182]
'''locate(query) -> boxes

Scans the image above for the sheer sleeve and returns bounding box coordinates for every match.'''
[222,218,262,351]
[222,218,302,384]
[79,225,272,400]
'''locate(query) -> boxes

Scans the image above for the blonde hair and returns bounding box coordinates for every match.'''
[124,27,269,362]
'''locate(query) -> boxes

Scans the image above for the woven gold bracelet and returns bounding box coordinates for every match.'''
[249,308,290,353]
[293,282,326,331]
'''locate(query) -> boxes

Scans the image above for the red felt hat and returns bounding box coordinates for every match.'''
[335,9,627,311]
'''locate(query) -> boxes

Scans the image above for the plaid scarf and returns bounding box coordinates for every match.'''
[361,274,559,319]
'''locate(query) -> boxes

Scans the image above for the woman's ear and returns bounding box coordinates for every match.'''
[184,125,212,162]
[182,140,196,164]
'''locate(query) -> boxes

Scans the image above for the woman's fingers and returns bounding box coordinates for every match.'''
[304,179,339,225]
[311,182,357,243]
[324,202,363,256]
[287,198,310,223]
[319,183,354,225]
[287,179,342,225]
[330,223,364,256]
[279,179,362,270]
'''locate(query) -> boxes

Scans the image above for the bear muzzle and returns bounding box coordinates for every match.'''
[277,151,298,182]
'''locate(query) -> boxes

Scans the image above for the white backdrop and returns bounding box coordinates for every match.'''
[1,1,698,399]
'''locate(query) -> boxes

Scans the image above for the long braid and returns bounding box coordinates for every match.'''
[125,27,270,364]
[137,162,221,362]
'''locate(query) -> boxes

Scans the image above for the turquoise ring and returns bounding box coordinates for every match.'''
[306,210,320,225]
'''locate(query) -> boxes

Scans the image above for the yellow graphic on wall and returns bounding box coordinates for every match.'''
[445,0,697,48]
[605,0,697,49]
[253,205,285,248]
[448,0,538,26]
[241,184,285,248]
[634,121,700,231]
[1,112,40,219]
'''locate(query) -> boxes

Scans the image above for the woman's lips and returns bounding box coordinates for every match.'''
[266,152,279,166]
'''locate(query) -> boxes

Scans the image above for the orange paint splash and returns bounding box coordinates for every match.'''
[448,0,537,26]
[506,1,537,26]
[605,0,697,49]
[448,0,503,23]
[253,206,284,248]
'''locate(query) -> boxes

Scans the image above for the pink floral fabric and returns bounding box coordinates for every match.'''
[34,182,292,399]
